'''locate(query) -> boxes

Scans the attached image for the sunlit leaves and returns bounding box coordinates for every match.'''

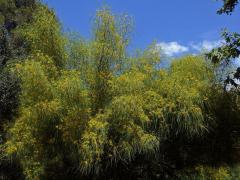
[79,114,109,174]
[156,56,212,136]
[92,7,131,112]
[3,6,216,179]
[17,5,66,68]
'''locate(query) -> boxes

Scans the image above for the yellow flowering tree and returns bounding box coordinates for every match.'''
[3,6,215,180]
[17,5,67,68]
[91,7,131,113]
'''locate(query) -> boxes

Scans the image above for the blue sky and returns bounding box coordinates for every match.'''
[43,0,240,56]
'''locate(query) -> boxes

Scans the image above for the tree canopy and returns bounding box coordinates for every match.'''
[218,0,239,14]
[0,1,240,180]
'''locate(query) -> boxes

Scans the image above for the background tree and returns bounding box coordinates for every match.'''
[0,2,67,179]
[207,0,240,64]
[0,0,38,120]
[0,0,37,66]
[218,0,239,14]
[0,1,38,179]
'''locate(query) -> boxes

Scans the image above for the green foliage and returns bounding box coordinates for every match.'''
[176,164,240,180]
[91,7,131,113]
[207,31,240,64]
[2,4,238,180]
[3,52,157,178]
[218,0,239,14]
[0,69,20,120]
[0,0,38,121]
[208,0,240,64]
[158,56,212,136]
[5,54,59,179]
[0,0,37,66]
[17,5,67,68]
[177,165,231,180]
[4,18,213,180]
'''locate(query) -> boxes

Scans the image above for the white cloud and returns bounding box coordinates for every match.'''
[155,40,224,58]
[156,42,189,57]
[190,40,224,52]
